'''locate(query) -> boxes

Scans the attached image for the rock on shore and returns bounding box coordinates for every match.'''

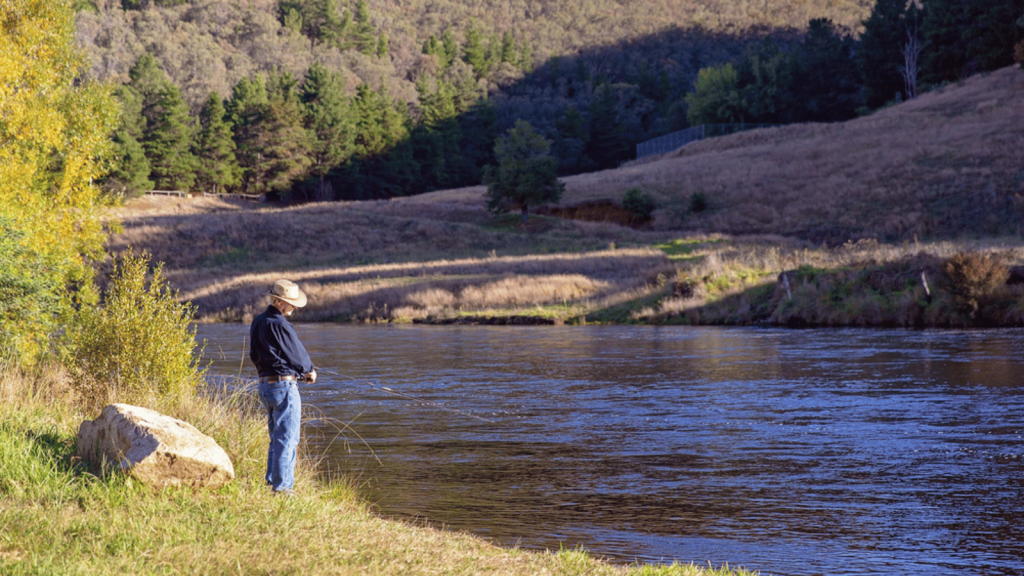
[76,403,234,489]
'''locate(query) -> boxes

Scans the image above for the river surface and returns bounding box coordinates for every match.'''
[197,324,1024,576]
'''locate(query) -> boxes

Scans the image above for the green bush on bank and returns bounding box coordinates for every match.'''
[64,251,205,410]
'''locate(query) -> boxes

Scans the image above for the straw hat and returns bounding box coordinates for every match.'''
[268,279,307,308]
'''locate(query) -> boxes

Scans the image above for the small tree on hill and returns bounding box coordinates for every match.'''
[483,120,564,224]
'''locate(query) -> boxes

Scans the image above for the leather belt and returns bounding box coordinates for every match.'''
[260,375,297,383]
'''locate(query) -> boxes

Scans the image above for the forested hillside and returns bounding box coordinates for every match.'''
[74,0,1024,201]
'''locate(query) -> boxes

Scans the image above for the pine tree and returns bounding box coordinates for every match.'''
[414,75,462,189]
[457,99,498,183]
[442,29,459,67]
[301,62,356,196]
[105,85,153,197]
[259,73,312,196]
[194,93,241,194]
[859,0,921,108]
[554,105,595,175]
[737,37,792,123]
[463,21,492,78]
[921,0,1024,83]
[129,54,196,191]
[500,31,517,64]
[786,19,861,122]
[483,120,564,224]
[351,0,377,55]
[350,82,415,197]
[588,84,630,169]
[226,75,269,195]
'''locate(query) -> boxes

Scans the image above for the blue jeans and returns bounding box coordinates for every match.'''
[258,379,301,491]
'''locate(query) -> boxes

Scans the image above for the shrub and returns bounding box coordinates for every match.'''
[1016,39,1024,70]
[690,192,709,213]
[622,187,656,223]
[0,217,60,364]
[943,251,1009,318]
[65,251,205,408]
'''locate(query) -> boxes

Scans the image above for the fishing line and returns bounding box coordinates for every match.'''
[317,368,497,424]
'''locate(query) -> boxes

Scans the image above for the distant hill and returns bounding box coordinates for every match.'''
[76,0,872,109]
[399,65,1024,244]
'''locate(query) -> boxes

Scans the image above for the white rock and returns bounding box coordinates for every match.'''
[76,403,235,489]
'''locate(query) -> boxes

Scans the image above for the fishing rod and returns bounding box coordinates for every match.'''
[316,368,497,424]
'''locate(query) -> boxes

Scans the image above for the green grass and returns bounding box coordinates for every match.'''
[654,238,727,260]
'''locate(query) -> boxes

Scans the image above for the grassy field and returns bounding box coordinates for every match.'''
[106,66,1024,328]
[0,366,757,576]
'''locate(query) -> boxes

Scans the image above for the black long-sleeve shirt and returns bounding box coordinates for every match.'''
[249,306,315,378]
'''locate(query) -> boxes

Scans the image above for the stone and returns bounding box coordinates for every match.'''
[76,403,235,489]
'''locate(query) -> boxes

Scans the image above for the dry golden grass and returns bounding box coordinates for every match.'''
[106,67,1024,324]
[594,66,1024,242]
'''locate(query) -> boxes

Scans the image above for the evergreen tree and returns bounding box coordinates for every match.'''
[859,0,922,108]
[554,105,595,175]
[194,93,241,194]
[350,82,415,198]
[588,84,630,169]
[301,62,356,198]
[226,75,270,195]
[441,29,459,69]
[377,32,389,58]
[105,85,153,197]
[737,37,792,123]
[351,0,377,55]
[921,0,1024,83]
[129,53,196,191]
[483,120,564,224]
[786,19,861,123]
[414,75,462,189]
[500,31,517,64]
[259,73,313,196]
[457,99,499,183]
[463,21,492,78]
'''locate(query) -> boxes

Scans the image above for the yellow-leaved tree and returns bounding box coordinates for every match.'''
[0,0,118,362]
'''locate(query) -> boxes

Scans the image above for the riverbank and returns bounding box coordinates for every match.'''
[107,195,1024,328]
[0,367,756,576]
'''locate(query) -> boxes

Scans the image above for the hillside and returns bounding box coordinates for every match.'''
[109,66,1024,326]
[77,0,872,109]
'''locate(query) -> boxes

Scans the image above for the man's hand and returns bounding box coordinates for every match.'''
[304,370,317,384]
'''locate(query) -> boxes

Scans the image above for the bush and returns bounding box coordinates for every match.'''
[690,192,709,213]
[0,217,60,364]
[65,251,205,408]
[622,187,656,223]
[1016,39,1024,70]
[943,251,1009,318]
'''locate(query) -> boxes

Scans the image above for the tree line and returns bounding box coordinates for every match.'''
[91,0,1024,202]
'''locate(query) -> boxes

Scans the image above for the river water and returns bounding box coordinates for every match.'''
[198,324,1024,576]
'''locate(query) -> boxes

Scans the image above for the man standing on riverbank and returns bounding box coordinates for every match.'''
[249,279,317,495]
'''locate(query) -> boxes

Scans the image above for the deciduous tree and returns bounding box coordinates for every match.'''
[685,63,744,125]
[0,0,118,362]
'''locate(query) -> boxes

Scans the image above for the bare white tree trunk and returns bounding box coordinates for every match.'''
[313,178,334,202]
[900,26,922,100]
